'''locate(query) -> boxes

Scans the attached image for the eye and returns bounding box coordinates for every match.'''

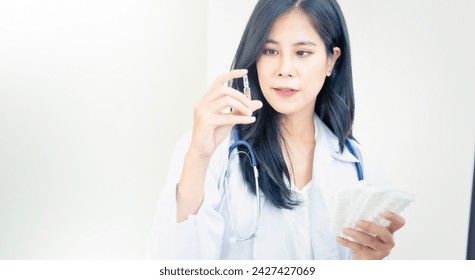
[296,50,311,57]
[263,48,278,55]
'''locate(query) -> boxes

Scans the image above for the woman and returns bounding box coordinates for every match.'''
[148,0,406,259]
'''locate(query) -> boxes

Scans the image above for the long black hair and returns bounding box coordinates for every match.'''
[230,0,355,210]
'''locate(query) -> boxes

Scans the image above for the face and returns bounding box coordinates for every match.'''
[256,9,340,118]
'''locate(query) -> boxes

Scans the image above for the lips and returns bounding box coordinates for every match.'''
[274,87,298,97]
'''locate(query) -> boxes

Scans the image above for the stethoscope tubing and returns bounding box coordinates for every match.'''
[225,128,364,241]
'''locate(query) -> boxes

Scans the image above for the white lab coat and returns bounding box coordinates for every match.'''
[148,114,389,259]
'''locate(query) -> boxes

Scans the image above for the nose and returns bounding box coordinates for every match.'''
[277,54,295,78]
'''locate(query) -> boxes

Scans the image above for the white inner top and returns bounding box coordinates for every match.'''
[281,180,313,259]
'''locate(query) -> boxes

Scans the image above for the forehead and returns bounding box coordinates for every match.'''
[267,9,323,44]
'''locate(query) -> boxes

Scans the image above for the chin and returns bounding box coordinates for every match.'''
[268,103,300,116]
[267,101,316,118]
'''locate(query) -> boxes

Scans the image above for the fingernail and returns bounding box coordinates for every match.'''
[384,212,393,218]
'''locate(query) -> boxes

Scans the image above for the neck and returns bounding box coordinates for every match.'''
[279,111,316,189]
[280,111,316,144]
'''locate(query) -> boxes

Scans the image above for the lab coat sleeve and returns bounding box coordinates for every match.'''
[147,131,229,259]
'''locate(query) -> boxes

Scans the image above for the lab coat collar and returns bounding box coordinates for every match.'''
[310,114,359,259]
[313,115,360,163]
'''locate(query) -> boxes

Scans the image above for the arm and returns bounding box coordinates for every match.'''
[176,69,262,222]
[148,70,262,259]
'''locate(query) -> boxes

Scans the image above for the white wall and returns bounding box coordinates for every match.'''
[1,0,474,260]
[207,0,475,259]
[339,0,475,259]
[207,0,257,84]
[0,0,207,259]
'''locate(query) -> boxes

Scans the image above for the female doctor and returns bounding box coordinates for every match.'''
[148,0,406,260]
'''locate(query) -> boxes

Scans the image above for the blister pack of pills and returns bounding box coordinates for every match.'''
[331,181,415,239]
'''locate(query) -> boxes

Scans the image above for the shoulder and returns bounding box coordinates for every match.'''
[313,114,390,186]
[348,139,390,186]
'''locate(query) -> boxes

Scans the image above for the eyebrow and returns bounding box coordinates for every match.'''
[265,38,317,47]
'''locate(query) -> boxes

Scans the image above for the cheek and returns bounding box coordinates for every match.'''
[301,65,328,95]
[256,59,269,80]
[310,77,326,94]
[307,58,329,75]
[256,60,272,91]
[256,66,274,102]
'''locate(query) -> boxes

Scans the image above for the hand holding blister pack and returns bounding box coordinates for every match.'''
[331,181,415,241]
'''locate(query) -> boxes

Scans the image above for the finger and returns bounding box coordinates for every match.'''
[336,236,364,251]
[210,69,248,91]
[211,114,256,126]
[249,100,264,112]
[384,212,406,234]
[355,220,393,244]
[337,237,385,260]
[203,86,252,107]
[230,100,263,116]
[208,96,254,116]
[342,228,388,252]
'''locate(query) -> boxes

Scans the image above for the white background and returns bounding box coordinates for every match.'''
[1,0,474,259]
[0,0,207,259]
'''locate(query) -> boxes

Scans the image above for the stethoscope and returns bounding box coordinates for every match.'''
[223,127,364,241]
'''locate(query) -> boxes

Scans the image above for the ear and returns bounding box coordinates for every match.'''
[326,47,341,77]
